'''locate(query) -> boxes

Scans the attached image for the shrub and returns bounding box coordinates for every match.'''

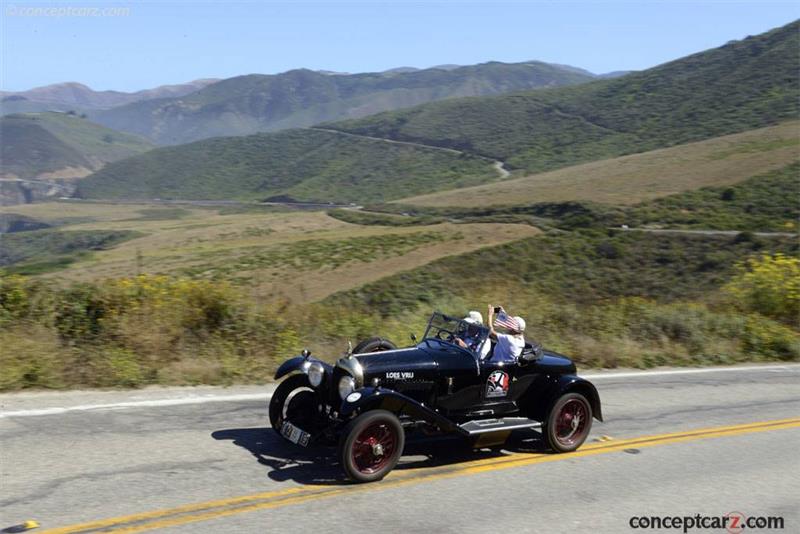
[742,316,800,360]
[724,253,800,323]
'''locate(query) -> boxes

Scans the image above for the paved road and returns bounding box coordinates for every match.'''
[1,364,798,533]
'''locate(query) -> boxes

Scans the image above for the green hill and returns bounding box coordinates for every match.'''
[399,121,800,207]
[327,20,799,174]
[0,112,154,180]
[90,62,595,145]
[75,129,498,202]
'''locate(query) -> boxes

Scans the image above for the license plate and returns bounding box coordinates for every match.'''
[281,421,311,447]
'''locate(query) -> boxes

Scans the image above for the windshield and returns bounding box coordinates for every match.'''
[422,312,489,356]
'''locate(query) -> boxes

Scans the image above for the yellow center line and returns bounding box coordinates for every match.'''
[42,417,800,534]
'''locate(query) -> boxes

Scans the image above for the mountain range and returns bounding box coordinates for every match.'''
[75,20,800,204]
[0,79,219,115]
[87,61,601,145]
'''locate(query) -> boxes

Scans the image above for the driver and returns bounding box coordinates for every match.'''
[454,311,491,359]
[487,305,526,363]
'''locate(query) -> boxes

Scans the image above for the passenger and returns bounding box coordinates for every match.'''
[487,305,526,363]
[455,310,491,359]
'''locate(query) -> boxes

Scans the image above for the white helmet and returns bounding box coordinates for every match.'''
[463,310,483,325]
[513,316,526,332]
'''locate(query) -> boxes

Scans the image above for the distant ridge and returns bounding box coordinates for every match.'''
[88,60,596,144]
[0,79,220,114]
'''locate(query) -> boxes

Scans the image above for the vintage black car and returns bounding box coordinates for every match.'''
[269,312,602,482]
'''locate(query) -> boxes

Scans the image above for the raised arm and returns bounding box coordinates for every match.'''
[487,304,498,339]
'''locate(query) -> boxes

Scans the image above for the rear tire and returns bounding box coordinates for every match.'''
[543,392,593,453]
[339,410,405,483]
[353,337,397,354]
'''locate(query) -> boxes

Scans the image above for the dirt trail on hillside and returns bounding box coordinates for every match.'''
[310,127,512,180]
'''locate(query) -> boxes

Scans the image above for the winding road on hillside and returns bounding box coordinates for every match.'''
[1,364,798,533]
[310,127,512,179]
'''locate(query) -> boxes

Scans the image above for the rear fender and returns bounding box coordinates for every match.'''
[553,375,603,421]
[339,387,459,432]
[524,375,603,422]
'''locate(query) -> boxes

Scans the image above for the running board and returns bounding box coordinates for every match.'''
[458,417,541,435]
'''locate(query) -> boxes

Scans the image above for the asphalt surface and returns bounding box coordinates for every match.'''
[1,364,798,533]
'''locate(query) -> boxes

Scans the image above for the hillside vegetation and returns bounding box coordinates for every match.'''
[328,21,799,174]
[373,161,800,233]
[1,228,141,274]
[91,62,594,144]
[2,230,797,390]
[400,121,800,206]
[0,112,153,180]
[623,162,800,231]
[76,129,498,202]
[0,202,538,302]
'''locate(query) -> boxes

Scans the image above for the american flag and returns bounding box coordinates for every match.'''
[494,311,519,331]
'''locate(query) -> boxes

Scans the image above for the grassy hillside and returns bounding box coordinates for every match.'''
[371,161,800,233]
[0,112,154,179]
[0,201,538,302]
[624,162,800,231]
[91,62,594,145]
[1,228,141,274]
[326,231,799,315]
[328,21,799,174]
[400,121,800,206]
[76,129,499,202]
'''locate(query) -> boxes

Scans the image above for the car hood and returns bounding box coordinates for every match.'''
[354,346,439,382]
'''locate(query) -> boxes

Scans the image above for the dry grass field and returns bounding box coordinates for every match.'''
[399,121,800,207]
[1,202,539,302]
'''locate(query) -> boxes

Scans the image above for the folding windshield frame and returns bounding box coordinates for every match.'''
[423,311,489,350]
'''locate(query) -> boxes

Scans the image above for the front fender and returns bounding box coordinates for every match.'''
[339,387,459,432]
[273,356,332,380]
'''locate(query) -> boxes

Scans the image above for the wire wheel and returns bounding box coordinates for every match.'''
[545,393,593,453]
[351,422,398,474]
[340,410,405,483]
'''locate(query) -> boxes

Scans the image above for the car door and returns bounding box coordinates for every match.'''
[477,358,536,416]
[428,340,483,413]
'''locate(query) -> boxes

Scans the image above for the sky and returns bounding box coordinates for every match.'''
[1,1,798,92]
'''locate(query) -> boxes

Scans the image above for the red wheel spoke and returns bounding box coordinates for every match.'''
[554,398,590,447]
[351,421,398,475]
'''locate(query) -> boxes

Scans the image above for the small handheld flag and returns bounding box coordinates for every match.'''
[494,311,519,331]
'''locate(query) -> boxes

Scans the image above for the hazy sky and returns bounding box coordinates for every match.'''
[2,1,798,92]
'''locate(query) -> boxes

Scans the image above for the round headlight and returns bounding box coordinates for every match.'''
[307,362,325,387]
[338,375,355,400]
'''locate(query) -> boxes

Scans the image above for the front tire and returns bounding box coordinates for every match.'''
[543,392,593,453]
[269,374,316,436]
[339,410,405,483]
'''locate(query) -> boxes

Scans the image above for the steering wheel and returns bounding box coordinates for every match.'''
[434,330,455,342]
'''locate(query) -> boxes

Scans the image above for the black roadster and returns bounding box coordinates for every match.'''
[269,312,602,482]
